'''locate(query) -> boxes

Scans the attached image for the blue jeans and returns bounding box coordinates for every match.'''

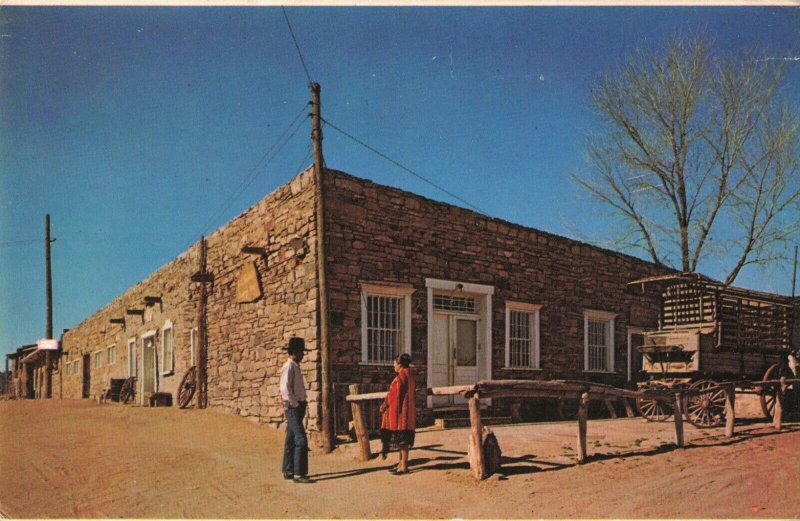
[282,401,308,477]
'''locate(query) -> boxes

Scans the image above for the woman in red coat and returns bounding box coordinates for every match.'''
[380,353,416,474]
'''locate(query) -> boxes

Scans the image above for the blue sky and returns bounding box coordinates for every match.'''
[1,6,799,360]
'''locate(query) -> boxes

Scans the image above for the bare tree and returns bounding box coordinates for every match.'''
[576,36,800,286]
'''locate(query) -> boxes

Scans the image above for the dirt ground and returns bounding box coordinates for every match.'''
[1,396,799,519]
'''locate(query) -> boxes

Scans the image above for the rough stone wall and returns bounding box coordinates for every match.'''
[58,168,320,434]
[323,170,668,400]
[60,247,199,401]
[202,168,319,432]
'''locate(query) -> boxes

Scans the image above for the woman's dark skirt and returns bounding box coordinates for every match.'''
[380,429,415,455]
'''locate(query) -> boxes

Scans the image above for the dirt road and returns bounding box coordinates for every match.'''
[1,398,798,518]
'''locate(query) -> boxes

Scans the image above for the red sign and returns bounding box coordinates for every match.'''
[37,338,59,350]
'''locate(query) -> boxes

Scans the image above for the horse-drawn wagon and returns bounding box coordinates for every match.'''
[629,273,798,428]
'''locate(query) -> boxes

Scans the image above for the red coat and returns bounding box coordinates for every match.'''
[381,367,416,431]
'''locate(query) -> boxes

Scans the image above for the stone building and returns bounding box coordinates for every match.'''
[41,167,672,440]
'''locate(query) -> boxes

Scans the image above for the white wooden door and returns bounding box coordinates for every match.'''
[431,313,451,406]
[431,314,480,406]
[141,336,156,404]
[453,317,478,404]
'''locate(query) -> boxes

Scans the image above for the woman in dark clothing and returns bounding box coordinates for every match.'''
[380,353,416,475]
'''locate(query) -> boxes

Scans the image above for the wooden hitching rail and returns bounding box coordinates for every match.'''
[346,377,800,480]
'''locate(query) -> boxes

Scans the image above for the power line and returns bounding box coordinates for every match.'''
[321,117,489,216]
[191,103,310,245]
[282,6,312,84]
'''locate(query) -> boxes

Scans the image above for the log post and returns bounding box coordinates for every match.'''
[577,392,590,464]
[468,393,485,480]
[348,384,372,461]
[622,397,635,418]
[773,377,785,431]
[672,393,684,448]
[724,384,736,438]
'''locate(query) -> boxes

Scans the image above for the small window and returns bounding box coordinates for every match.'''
[73,359,80,374]
[161,321,174,374]
[584,310,616,372]
[107,345,116,365]
[94,351,103,369]
[505,302,541,369]
[65,360,71,376]
[361,284,414,364]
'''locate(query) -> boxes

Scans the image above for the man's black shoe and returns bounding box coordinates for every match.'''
[282,473,293,480]
[292,476,314,484]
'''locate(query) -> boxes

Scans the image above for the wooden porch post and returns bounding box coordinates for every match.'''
[724,384,736,438]
[468,394,485,480]
[672,393,684,448]
[773,377,785,431]
[577,391,590,463]
[348,385,372,462]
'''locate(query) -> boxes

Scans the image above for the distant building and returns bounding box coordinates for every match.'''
[17,167,677,441]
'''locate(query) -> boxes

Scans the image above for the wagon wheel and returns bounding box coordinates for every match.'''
[119,377,136,404]
[760,364,799,420]
[177,366,197,409]
[636,384,673,422]
[684,379,725,428]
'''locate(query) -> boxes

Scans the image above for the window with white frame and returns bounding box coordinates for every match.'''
[94,350,103,369]
[161,321,174,374]
[73,359,80,375]
[505,302,541,369]
[107,345,116,365]
[65,360,71,376]
[361,284,414,364]
[190,328,197,367]
[584,310,616,372]
[127,338,137,377]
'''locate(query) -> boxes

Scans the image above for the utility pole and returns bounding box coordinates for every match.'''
[311,82,333,453]
[45,214,55,398]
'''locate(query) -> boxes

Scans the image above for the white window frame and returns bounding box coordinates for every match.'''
[73,359,80,375]
[106,345,116,366]
[504,302,542,370]
[161,320,174,375]
[65,359,71,376]
[360,283,414,365]
[93,350,103,369]
[190,327,198,367]
[127,338,137,378]
[584,310,616,373]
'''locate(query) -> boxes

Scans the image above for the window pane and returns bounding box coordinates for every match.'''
[366,294,402,363]
[509,310,533,368]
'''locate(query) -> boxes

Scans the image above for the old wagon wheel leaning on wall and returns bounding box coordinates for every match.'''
[636,384,674,422]
[760,363,799,420]
[177,366,197,409]
[683,379,725,428]
[119,376,136,404]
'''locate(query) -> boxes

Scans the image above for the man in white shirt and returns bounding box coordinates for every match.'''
[279,337,313,484]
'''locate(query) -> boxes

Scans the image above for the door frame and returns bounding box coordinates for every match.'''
[425,278,494,408]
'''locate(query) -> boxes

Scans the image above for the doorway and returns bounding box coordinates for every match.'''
[426,278,494,408]
[431,314,479,406]
[141,334,157,405]
[82,354,91,398]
